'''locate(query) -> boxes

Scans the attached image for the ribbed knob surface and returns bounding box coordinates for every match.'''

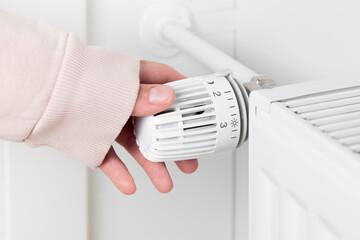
[134,73,247,162]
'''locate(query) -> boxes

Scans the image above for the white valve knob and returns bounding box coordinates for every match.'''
[134,70,248,162]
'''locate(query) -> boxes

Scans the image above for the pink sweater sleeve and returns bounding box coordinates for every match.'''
[0,10,140,168]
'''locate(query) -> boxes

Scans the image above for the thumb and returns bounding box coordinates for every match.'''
[131,84,175,116]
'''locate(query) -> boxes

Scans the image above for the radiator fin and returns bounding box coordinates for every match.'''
[281,86,360,155]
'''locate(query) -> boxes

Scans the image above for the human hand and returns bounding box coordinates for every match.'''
[99,60,198,194]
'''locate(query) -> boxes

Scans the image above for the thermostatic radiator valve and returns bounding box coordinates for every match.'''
[134,70,274,162]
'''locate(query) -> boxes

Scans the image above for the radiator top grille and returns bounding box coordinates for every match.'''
[281,86,360,154]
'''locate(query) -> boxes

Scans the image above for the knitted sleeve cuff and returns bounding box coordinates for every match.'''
[26,33,140,168]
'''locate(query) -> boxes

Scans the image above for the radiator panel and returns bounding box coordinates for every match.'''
[249,80,360,240]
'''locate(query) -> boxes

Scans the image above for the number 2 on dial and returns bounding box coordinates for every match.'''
[213,91,221,97]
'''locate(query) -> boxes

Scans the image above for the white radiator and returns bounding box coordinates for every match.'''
[249,78,360,239]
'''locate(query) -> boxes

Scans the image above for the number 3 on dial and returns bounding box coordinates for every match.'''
[220,122,227,128]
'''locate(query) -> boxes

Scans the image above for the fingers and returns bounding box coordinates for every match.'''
[123,139,173,193]
[100,146,136,195]
[116,123,173,193]
[111,60,198,194]
[140,60,186,84]
[175,159,199,174]
[131,84,175,116]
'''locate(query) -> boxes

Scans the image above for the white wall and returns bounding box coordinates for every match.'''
[235,0,360,85]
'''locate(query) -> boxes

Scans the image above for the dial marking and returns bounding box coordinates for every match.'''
[213,91,221,97]
[231,113,237,116]
[224,90,231,93]
[230,118,239,128]
[227,98,233,100]
[231,136,237,139]
[229,106,235,108]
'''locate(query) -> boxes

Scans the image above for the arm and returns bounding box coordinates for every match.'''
[0,10,139,168]
[0,10,198,194]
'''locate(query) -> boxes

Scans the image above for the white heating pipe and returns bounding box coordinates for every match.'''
[162,22,259,83]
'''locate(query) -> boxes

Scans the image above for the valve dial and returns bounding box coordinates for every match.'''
[134,71,247,162]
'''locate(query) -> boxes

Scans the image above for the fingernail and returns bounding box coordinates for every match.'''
[149,85,173,105]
